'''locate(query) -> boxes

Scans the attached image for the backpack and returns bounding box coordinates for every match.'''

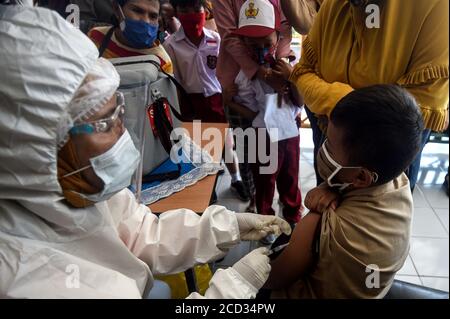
[110,55,192,199]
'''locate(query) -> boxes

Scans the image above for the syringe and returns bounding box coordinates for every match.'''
[268,243,290,256]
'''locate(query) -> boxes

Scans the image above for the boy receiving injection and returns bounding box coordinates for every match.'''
[265,85,424,299]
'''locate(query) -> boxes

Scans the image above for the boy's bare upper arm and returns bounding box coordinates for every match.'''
[264,211,322,290]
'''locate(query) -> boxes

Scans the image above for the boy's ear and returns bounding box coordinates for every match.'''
[352,168,375,189]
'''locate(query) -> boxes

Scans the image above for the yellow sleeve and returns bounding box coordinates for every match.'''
[155,43,174,74]
[162,61,174,74]
[397,0,449,132]
[290,36,354,117]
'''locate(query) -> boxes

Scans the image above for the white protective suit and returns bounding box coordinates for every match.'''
[0,5,261,299]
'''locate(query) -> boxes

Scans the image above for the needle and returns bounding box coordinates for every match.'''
[268,243,289,255]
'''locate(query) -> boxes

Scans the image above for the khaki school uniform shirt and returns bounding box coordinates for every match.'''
[272,173,413,299]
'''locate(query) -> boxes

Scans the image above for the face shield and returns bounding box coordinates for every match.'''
[60,58,121,147]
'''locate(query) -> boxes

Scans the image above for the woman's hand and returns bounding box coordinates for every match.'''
[273,59,294,81]
[232,247,271,290]
[236,213,292,241]
[257,66,287,94]
[271,60,302,106]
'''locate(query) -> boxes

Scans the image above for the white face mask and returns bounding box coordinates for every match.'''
[317,139,379,191]
[64,130,140,202]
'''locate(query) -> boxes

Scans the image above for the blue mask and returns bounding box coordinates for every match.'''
[255,47,270,65]
[120,17,159,49]
[254,47,276,66]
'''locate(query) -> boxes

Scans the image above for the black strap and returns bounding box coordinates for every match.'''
[98,27,115,58]
[111,59,195,122]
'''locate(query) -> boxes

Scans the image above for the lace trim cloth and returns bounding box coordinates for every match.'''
[140,133,223,205]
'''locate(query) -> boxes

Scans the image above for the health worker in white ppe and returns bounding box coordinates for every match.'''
[0,4,291,299]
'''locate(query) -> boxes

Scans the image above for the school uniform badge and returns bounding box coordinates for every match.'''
[245,1,259,19]
[207,55,217,69]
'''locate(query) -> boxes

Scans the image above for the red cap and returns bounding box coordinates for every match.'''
[233,0,282,38]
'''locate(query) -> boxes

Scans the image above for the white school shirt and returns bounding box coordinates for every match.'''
[163,27,222,97]
[234,70,301,129]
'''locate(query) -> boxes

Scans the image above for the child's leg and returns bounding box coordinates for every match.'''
[226,131,250,201]
[224,131,240,181]
[251,129,280,216]
[234,125,256,206]
[228,115,255,202]
[276,135,304,224]
[251,162,278,216]
[237,161,254,195]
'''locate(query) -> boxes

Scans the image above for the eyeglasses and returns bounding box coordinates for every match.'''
[70,92,126,135]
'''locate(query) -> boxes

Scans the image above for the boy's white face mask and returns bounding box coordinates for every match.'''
[317,139,379,191]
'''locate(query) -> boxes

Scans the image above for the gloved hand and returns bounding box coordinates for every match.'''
[236,213,292,241]
[232,247,271,290]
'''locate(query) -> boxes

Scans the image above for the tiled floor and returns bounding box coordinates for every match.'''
[213,127,449,293]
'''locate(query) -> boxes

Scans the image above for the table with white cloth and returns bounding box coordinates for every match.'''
[148,122,228,294]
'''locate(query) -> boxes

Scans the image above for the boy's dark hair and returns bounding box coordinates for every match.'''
[330,84,424,185]
[169,0,207,11]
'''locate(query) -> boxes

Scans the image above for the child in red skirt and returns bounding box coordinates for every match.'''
[223,0,305,243]
[164,0,251,202]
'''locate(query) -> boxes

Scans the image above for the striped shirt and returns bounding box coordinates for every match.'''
[88,26,174,73]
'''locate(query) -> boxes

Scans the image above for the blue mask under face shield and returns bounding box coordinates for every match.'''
[118,6,159,49]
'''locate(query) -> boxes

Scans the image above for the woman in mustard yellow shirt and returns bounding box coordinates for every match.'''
[292,0,449,191]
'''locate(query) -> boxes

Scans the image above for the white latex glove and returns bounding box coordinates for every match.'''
[236,213,292,241]
[232,247,271,291]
